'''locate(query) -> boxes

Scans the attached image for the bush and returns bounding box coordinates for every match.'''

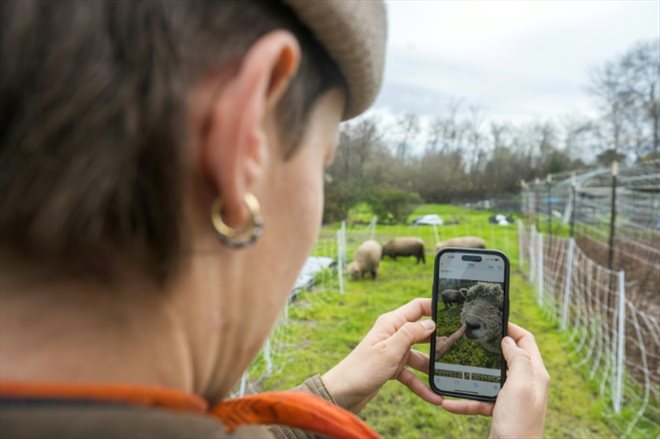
[367,188,422,224]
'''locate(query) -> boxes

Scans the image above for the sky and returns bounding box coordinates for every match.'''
[370,0,660,127]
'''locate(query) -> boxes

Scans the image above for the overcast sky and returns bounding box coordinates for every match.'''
[371,0,660,126]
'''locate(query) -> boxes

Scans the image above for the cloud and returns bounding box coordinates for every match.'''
[376,0,660,124]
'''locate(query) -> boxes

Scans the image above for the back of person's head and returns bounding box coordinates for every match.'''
[0,0,350,283]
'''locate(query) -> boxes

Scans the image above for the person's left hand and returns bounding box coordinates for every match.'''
[321,298,443,413]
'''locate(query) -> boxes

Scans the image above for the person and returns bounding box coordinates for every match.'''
[0,1,550,438]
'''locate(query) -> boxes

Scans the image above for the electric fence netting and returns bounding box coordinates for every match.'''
[234,215,520,395]
[520,159,660,437]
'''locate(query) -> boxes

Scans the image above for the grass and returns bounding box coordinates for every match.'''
[257,205,620,438]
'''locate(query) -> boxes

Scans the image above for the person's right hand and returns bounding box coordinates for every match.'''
[440,322,550,439]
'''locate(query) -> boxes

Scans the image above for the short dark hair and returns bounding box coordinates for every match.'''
[0,0,345,283]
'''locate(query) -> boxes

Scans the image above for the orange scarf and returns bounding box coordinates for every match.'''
[0,380,379,439]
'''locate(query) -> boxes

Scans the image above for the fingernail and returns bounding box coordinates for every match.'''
[503,336,515,345]
[421,320,435,330]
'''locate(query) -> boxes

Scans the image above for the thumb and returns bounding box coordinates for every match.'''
[501,336,533,380]
[388,320,436,358]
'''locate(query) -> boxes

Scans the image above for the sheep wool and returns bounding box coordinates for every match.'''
[348,240,382,280]
[382,237,425,264]
[460,282,504,354]
[435,236,486,253]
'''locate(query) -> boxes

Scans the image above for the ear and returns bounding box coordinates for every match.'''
[200,31,300,228]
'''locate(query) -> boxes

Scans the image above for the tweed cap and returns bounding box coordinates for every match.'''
[282,0,387,120]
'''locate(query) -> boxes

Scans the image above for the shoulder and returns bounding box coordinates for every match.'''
[0,402,274,439]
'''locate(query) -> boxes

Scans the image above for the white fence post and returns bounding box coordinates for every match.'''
[337,221,346,294]
[517,220,524,267]
[264,337,272,375]
[368,215,377,241]
[613,270,626,413]
[536,232,544,306]
[239,371,248,396]
[560,238,576,330]
[529,226,536,282]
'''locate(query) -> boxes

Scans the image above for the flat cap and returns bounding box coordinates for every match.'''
[282,0,387,120]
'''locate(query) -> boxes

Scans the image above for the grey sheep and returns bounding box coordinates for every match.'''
[435,236,486,253]
[460,282,504,354]
[440,288,467,309]
[382,237,425,264]
[348,240,382,280]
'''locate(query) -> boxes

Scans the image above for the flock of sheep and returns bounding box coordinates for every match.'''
[347,235,486,280]
[346,235,504,360]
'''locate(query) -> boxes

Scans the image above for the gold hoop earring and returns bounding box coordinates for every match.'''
[211,193,263,249]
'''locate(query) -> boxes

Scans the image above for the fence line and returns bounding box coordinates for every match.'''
[520,225,659,436]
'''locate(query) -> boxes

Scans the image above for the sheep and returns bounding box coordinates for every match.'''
[435,236,486,253]
[460,282,504,354]
[440,288,468,309]
[348,240,382,280]
[382,237,425,264]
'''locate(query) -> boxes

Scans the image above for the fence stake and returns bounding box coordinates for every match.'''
[606,162,618,312]
[537,232,544,306]
[607,162,618,272]
[547,174,552,236]
[336,221,346,294]
[239,371,248,397]
[517,220,524,267]
[529,226,536,282]
[613,270,626,414]
[535,178,541,230]
[570,173,577,238]
[560,238,575,330]
[264,337,272,375]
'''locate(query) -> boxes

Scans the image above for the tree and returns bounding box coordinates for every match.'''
[589,39,660,161]
[396,113,419,159]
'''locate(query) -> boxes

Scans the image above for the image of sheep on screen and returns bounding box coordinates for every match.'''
[434,281,505,369]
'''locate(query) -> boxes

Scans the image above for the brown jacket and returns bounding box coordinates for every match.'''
[0,375,345,439]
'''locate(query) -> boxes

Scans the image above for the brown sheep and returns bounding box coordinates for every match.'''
[382,237,425,264]
[440,288,468,309]
[435,236,486,253]
[348,240,382,280]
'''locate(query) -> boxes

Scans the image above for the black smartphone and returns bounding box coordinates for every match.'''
[429,248,510,402]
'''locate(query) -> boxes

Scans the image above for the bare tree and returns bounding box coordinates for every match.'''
[589,39,659,161]
[396,113,419,159]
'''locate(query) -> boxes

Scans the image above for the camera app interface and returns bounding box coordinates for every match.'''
[434,252,506,398]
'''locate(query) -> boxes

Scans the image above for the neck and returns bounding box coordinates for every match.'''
[0,261,197,396]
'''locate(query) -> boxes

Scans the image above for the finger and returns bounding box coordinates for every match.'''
[397,367,443,405]
[441,398,493,416]
[386,320,437,359]
[501,336,534,382]
[506,322,546,373]
[378,298,433,330]
[407,350,431,374]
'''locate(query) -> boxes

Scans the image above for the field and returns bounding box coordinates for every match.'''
[258,205,617,438]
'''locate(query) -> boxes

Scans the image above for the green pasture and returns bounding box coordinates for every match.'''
[259,204,620,438]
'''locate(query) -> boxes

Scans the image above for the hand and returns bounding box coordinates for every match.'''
[440,323,550,439]
[322,298,443,413]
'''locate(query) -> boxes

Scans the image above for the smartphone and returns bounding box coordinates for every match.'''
[429,248,510,401]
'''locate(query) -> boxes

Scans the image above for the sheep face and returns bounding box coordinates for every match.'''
[460,283,504,354]
[348,262,360,280]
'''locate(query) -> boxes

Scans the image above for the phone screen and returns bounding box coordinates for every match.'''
[430,249,509,400]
